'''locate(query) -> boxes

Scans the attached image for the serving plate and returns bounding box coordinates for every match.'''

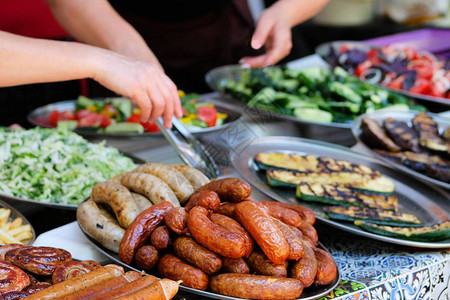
[27,95,242,138]
[205,64,421,129]
[351,110,450,190]
[315,40,450,107]
[77,221,340,300]
[0,198,36,246]
[230,136,450,248]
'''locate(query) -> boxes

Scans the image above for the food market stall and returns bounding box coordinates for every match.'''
[0,28,449,299]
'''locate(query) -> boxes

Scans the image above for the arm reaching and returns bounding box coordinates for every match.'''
[0,30,181,127]
[241,0,329,68]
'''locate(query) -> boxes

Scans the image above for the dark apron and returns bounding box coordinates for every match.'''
[117,0,264,92]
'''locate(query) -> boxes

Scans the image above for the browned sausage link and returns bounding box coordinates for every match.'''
[258,201,302,227]
[246,249,288,277]
[287,224,316,249]
[164,207,187,235]
[210,213,254,258]
[271,217,304,260]
[222,257,250,274]
[217,202,237,218]
[234,201,289,265]
[291,244,317,288]
[275,203,316,225]
[195,178,251,202]
[173,236,223,275]
[187,206,247,258]
[314,248,337,285]
[158,254,209,290]
[298,220,318,245]
[150,225,171,251]
[119,201,174,265]
[135,245,159,270]
[210,273,304,300]
[184,190,220,212]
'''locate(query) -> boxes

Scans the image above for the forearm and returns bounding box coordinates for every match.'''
[45,0,162,69]
[0,30,105,87]
[273,0,329,27]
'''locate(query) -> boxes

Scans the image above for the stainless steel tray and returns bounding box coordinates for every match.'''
[0,198,36,246]
[205,64,353,129]
[27,95,242,138]
[230,136,450,248]
[77,220,340,300]
[315,40,450,107]
[351,110,450,190]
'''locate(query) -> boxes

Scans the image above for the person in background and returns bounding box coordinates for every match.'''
[0,0,328,127]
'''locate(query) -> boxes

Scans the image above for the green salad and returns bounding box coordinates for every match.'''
[223,66,425,124]
[0,127,136,205]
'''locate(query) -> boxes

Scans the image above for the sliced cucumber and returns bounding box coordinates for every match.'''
[294,108,333,123]
[104,122,144,133]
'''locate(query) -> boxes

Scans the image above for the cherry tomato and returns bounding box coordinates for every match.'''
[48,110,60,127]
[196,106,217,127]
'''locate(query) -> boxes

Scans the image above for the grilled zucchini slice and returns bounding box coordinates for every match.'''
[323,206,422,226]
[266,169,395,194]
[254,152,381,176]
[296,183,398,210]
[355,221,450,242]
[254,152,318,172]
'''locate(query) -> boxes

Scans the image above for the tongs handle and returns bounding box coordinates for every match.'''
[156,117,219,179]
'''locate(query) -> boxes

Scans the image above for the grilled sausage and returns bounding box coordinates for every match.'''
[184,190,220,212]
[246,249,288,277]
[150,225,171,251]
[187,206,247,258]
[195,178,251,202]
[158,254,209,290]
[291,244,317,287]
[221,257,250,274]
[171,164,210,189]
[135,245,159,270]
[271,217,304,260]
[164,207,187,235]
[258,201,302,227]
[314,248,337,285]
[234,201,289,264]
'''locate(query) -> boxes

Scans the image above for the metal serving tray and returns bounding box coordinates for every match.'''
[230,136,450,248]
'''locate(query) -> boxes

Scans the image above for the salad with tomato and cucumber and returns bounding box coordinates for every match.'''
[47,91,228,133]
[323,42,450,100]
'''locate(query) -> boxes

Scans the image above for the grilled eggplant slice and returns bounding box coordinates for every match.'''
[425,164,450,183]
[360,117,401,152]
[373,149,404,164]
[402,151,449,172]
[254,152,318,172]
[255,152,380,176]
[323,206,422,226]
[412,112,439,137]
[383,117,421,152]
[296,183,398,210]
[443,127,450,141]
[355,221,450,242]
[266,169,395,194]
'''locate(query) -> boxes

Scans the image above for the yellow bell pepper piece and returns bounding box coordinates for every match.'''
[217,113,228,119]
[178,90,186,98]
[86,105,97,112]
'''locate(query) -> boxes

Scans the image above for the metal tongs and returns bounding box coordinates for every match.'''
[156,117,219,179]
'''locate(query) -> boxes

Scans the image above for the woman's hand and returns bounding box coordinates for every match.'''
[93,51,182,128]
[240,0,329,68]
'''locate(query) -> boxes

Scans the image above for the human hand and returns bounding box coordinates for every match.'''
[92,51,182,128]
[240,1,293,68]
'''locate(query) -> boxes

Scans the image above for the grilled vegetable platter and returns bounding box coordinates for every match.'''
[316,40,450,105]
[352,110,450,190]
[76,162,340,300]
[27,93,242,138]
[205,64,425,128]
[230,136,450,248]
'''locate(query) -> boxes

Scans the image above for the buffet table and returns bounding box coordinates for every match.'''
[21,111,449,300]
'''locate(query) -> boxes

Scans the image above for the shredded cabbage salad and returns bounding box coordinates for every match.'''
[0,127,137,205]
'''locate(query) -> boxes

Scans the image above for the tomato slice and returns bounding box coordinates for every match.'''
[77,113,102,128]
[76,109,92,120]
[60,110,76,121]
[100,114,112,128]
[196,106,217,127]
[48,110,60,127]
[408,78,431,95]
[126,113,141,123]
[141,122,159,132]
